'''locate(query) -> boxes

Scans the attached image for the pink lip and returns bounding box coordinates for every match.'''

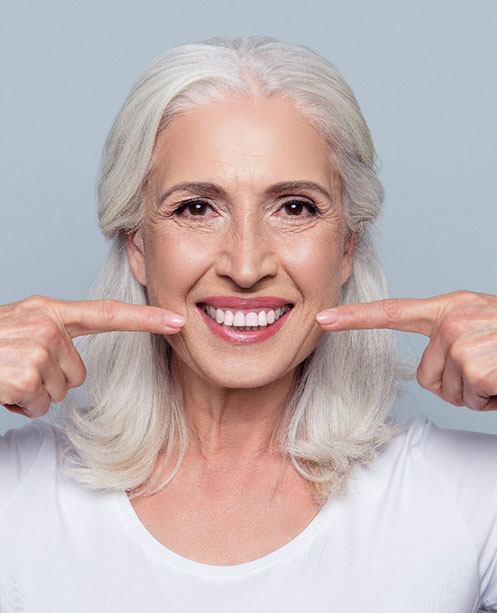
[197,296,293,310]
[196,304,293,345]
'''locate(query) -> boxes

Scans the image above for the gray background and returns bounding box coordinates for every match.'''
[1,0,496,437]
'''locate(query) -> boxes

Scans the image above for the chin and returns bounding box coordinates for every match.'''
[199,365,291,390]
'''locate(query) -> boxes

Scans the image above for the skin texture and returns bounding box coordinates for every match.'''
[126,94,355,477]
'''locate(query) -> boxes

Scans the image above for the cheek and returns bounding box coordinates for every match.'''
[144,229,215,302]
[282,237,343,303]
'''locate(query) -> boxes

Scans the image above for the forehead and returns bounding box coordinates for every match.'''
[149,95,336,191]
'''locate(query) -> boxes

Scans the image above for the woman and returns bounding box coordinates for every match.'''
[1,35,496,612]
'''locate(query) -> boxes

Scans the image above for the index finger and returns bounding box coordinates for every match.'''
[49,299,185,338]
[315,297,441,336]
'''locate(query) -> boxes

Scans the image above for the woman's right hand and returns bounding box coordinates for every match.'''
[0,294,185,417]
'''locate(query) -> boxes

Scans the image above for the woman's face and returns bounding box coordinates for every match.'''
[127,95,355,389]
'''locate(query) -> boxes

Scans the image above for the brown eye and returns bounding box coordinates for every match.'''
[172,198,320,220]
[281,200,319,217]
[173,199,212,217]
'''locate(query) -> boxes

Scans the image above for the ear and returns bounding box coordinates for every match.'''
[126,229,147,286]
[340,230,357,286]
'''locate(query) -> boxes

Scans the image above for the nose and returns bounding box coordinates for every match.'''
[214,213,278,288]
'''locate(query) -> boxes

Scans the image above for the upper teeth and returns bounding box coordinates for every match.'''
[202,304,291,327]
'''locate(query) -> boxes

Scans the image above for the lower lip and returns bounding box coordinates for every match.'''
[196,305,293,345]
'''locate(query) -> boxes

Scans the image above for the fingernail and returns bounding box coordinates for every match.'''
[168,315,185,327]
[316,310,339,325]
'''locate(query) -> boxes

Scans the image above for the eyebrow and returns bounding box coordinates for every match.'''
[157,180,334,206]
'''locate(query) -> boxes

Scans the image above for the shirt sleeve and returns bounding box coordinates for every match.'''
[416,417,497,611]
[0,419,48,512]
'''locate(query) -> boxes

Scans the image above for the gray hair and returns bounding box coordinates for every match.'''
[50,35,415,505]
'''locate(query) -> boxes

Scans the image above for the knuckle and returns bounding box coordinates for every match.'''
[36,320,62,346]
[464,365,490,391]
[416,346,431,389]
[100,300,118,326]
[66,345,87,388]
[457,289,482,301]
[447,340,469,366]
[444,387,463,406]
[51,386,68,403]
[29,344,50,367]
[438,316,464,340]
[452,289,470,299]
[449,290,482,308]
[463,392,480,411]
[416,365,428,388]
[444,394,457,407]
[447,289,473,305]
[24,294,50,310]
[17,370,42,395]
[73,363,87,387]
[446,395,460,406]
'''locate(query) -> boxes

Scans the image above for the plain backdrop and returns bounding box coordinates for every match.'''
[1,0,496,436]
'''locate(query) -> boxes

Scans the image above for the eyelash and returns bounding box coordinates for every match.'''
[172,198,320,219]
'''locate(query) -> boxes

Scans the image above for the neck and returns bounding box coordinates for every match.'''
[169,353,298,469]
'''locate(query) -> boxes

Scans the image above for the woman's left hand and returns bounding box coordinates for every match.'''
[315,290,497,411]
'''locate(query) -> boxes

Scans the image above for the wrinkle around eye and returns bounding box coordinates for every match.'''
[152,197,340,232]
[171,198,322,220]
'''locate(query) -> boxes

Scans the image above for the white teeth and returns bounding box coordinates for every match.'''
[244,312,259,327]
[232,311,244,326]
[202,305,291,329]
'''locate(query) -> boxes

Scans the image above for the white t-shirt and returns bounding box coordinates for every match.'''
[1,413,496,613]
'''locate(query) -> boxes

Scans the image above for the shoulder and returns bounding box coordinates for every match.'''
[409,413,497,492]
[0,418,63,509]
[366,414,497,610]
[406,413,497,594]
[0,418,55,463]
[377,412,497,520]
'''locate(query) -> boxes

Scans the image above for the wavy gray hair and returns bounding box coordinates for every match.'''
[50,35,415,505]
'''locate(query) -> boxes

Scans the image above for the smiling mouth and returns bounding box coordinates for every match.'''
[197,303,294,331]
